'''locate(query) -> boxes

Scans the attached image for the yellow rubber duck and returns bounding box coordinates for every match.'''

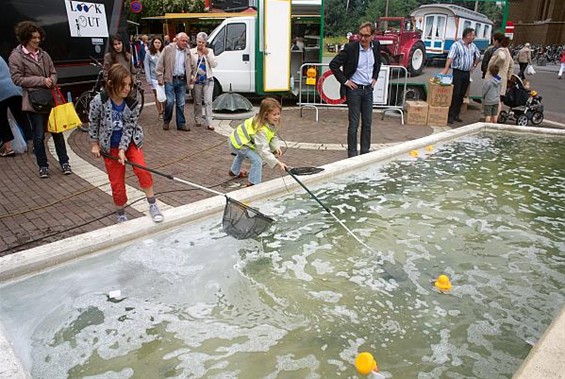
[434,274,452,291]
[354,352,378,376]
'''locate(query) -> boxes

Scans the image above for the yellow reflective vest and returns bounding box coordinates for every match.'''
[230,117,275,150]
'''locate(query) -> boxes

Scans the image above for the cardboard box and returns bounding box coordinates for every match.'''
[427,105,449,126]
[427,81,454,107]
[405,101,429,125]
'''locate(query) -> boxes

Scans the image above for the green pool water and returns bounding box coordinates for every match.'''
[1,132,564,378]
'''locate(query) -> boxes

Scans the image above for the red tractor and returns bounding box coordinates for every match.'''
[350,17,426,76]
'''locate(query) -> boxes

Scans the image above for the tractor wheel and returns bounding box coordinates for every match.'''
[380,52,391,65]
[407,41,426,76]
[389,84,425,106]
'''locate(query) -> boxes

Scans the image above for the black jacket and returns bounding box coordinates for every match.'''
[329,40,381,86]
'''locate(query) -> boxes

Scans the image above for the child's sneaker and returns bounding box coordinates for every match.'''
[39,167,49,178]
[61,163,72,175]
[116,214,128,224]
[149,203,164,223]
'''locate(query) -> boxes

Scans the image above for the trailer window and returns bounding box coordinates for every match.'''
[475,23,483,38]
[424,15,434,39]
[484,25,491,39]
[212,23,246,55]
[463,20,472,32]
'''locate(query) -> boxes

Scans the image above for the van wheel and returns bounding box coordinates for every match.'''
[407,42,426,76]
[212,79,222,100]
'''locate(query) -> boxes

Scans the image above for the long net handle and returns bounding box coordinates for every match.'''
[285,168,378,255]
[101,152,224,197]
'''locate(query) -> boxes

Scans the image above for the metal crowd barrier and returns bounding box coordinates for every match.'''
[297,63,408,124]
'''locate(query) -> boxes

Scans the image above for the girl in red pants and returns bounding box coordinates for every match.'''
[89,64,163,223]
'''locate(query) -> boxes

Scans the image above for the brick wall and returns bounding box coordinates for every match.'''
[509,0,565,45]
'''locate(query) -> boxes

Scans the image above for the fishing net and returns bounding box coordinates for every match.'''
[288,166,325,176]
[222,197,275,240]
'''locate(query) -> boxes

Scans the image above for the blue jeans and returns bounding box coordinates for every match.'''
[164,78,187,127]
[27,112,69,168]
[346,86,373,157]
[229,142,262,184]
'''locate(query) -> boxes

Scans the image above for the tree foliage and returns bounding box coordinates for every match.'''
[124,0,205,24]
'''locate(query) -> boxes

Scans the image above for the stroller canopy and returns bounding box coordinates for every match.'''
[503,74,530,108]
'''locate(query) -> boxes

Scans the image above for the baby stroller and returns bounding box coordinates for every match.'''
[498,74,544,126]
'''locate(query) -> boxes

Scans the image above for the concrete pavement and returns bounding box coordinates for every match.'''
[0,96,563,256]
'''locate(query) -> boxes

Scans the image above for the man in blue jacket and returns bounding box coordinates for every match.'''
[329,21,381,158]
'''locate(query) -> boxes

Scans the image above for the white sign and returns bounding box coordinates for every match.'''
[373,65,390,105]
[65,1,109,38]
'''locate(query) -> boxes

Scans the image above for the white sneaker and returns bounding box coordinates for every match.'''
[116,214,128,224]
[149,203,164,223]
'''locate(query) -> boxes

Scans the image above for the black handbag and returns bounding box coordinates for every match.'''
[29,88,55,114]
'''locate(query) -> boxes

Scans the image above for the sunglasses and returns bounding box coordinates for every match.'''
[359,33,373,39]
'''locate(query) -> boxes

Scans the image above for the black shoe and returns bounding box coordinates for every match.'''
[61,163,72,175]
[39,167,49,179]
[447,119,455,124]
[455,117,463,122]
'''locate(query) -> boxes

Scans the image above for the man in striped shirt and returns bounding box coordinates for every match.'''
[441,28,481,124]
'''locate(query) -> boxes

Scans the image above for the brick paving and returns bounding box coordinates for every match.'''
[0,95,558,256]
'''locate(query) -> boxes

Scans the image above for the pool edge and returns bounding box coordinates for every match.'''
[512,305,565,379]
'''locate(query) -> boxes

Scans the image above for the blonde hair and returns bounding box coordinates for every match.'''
[252,97,281,130]
[105,64,133,99]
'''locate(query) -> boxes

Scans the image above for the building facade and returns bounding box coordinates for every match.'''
[509,0,565,45]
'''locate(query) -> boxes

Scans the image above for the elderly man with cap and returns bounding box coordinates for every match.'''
[517,43,532,79]
[156,32,194,131]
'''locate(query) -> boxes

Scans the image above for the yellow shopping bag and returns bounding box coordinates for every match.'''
[48,87,81,133]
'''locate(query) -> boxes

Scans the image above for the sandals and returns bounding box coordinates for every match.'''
[0,149,15,158]
[229,170,249,178]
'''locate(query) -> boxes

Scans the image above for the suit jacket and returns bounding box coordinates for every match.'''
[329,40,381,86]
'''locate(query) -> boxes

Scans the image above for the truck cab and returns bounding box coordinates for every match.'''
[207,0,322,97]
[208,16,256,95]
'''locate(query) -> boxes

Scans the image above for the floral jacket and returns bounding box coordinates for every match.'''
[88,91,143,153]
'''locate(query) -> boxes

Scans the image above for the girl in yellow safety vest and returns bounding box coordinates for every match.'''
[228,97,288,186]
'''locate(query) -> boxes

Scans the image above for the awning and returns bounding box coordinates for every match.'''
[142,9,257,21]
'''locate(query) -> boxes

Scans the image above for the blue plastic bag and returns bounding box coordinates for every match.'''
[8,110,27,154]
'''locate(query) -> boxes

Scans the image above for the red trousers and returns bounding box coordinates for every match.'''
[104,145,153,207]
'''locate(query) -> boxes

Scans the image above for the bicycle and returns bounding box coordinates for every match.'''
[75,57,145,132]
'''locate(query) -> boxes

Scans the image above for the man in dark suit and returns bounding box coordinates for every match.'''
[329,21,381,158]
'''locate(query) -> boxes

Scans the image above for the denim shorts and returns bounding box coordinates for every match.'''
[483,104,498,116]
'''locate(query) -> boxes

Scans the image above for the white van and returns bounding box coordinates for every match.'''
[207,0,322,97]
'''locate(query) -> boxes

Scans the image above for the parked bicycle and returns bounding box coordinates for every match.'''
[75,57,145,132]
